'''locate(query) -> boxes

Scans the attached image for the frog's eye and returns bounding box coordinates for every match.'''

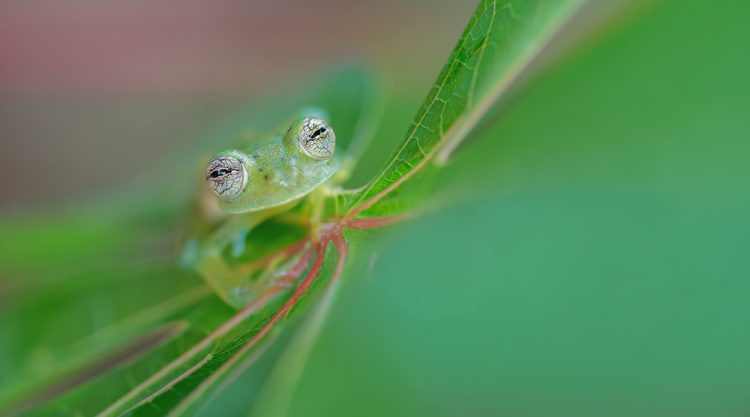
[206,156,247,199]
[296,117,335,159]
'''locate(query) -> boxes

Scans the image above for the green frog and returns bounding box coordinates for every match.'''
[182,112,343,308]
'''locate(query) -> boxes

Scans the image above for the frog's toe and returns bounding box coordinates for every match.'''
[231,230,249,258]
[178,238,200,270]
[227,284,257,307]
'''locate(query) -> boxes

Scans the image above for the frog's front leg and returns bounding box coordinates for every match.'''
[186,212,272,307]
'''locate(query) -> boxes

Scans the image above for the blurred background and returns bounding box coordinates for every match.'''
[3,1,750,417]
[0,0,473,211]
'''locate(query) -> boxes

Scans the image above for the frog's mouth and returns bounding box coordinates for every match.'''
[206,155,247,199]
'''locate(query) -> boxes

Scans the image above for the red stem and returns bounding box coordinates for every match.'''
[237,238,309,274]
[224,239,329,364]
[342,215,407,230]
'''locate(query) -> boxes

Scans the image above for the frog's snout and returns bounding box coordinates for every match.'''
[206,155,247,199]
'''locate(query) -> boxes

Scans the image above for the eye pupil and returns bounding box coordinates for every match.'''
[210,168,230,178]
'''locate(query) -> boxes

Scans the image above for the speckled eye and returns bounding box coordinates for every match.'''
[206,156,246,199]
[297,118,335,159]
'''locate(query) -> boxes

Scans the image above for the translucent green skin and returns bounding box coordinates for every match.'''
[184,115,339,308]
[216,120,338,214]
[186,64,381,308]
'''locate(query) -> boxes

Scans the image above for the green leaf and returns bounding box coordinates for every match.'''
[342,0,588,217]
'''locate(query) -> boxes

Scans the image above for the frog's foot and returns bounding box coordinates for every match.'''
[192,250,257,308]
[205,237,315,308]
[225,211,398,317]
[238,215,401,310]
[165,214,408,401]
[208,223,348,367]
[231,229,250,258]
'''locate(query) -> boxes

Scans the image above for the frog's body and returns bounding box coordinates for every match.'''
[182,114,342,307]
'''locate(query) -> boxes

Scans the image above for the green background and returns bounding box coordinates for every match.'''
[2,1,750,416]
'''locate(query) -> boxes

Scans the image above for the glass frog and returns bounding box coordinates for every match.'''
[181,112,344,308]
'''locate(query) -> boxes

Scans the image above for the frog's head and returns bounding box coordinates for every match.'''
[205,117,337,211]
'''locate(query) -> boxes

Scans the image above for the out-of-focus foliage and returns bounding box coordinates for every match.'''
[1,1,749,416]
